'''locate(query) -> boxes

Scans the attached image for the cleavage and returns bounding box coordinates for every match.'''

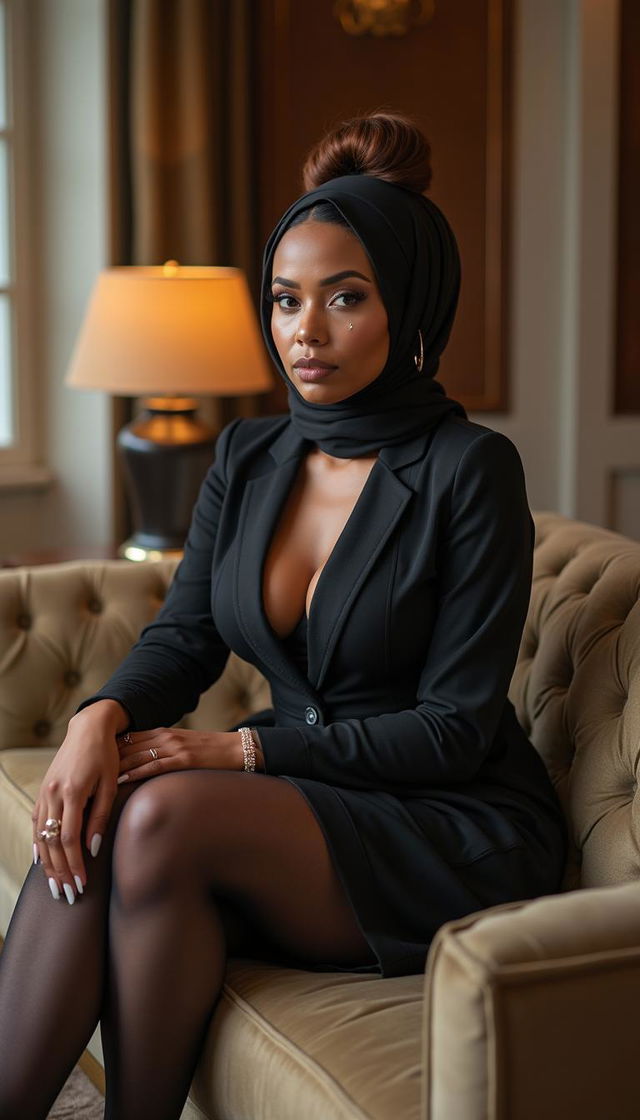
[262,452,376,638]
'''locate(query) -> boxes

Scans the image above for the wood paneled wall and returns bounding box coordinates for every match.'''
[615,0,639,414]
[255,0,513,412]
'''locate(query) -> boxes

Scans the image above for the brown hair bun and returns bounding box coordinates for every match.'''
[302,111,432,195]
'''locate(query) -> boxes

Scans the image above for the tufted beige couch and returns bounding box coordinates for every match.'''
[1,511,639,1120]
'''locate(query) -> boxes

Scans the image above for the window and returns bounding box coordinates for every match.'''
[0,0,46,484]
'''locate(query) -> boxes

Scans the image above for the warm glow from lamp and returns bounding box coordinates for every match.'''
[66,264,273,397]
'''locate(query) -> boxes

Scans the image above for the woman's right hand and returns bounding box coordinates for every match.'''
[32,699,129,904]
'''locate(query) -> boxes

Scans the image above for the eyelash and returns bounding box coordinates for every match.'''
[268,290,367,311]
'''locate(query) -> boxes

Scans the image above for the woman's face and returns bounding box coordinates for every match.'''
[270,219,389,405]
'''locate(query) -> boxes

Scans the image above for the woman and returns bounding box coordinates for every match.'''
[0,113,566,1119]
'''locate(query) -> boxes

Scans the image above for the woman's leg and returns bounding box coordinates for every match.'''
[102,770,374,1120]
[0,784,127,1116]
[0,784,288,1119]
[0,783,156,1118]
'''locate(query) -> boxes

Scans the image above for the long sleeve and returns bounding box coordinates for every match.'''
[77,419,242,729]
[258,431,534,789]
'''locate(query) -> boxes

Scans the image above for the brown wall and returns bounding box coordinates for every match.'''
[615,0,640,414]
[255,0,513,412]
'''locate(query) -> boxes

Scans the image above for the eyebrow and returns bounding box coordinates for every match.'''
[271,270,372,289]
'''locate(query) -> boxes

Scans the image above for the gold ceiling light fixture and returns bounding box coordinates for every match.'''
[334,0,435,38]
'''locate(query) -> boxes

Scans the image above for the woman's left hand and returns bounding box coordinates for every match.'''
[116,728,247,783]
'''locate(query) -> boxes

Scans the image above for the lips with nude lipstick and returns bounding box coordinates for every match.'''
[292,358,339,383]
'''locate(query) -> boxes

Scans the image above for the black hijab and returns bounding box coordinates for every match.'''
[260,174,466,458]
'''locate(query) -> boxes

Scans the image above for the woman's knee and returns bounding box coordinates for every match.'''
[112,775,192,907]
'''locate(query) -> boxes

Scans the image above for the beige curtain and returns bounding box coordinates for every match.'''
[107,0,261,540]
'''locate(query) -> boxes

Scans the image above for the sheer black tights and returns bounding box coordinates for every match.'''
[0,772,373,1119]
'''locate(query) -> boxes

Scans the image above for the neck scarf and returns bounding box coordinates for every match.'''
[260,174,466,458]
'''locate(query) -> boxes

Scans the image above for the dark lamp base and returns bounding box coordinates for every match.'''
[117,398,217,559]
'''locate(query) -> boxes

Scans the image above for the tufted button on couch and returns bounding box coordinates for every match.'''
[1,512,639,1120]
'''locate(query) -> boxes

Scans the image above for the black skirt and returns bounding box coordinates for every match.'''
[241,711,567,979]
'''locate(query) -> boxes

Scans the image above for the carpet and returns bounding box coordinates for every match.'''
[47,1066,104,1119]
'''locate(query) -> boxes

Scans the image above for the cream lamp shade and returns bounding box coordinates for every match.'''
[66,263,273,396]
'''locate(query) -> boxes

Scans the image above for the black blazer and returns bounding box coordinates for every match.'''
[88,413,559,818]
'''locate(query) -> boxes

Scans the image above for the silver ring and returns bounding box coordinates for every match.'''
[122,731,132,745]
[149,747,159,761]
[39,817,62,842]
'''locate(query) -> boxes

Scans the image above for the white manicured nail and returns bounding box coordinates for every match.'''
[90,833,102,858]
[48,878,60,901]
[33,843,39,865]
[63,882,75,906]
[74,875,84,895]
[117,773,129,785]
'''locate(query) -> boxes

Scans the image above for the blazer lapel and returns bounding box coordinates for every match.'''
[233,435,319,699]
[233,421,433,699]
[307,460,414,690]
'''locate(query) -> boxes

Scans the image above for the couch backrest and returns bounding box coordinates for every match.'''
[1,512,638,893]
[0,559,270,753]
[510,513,640,890]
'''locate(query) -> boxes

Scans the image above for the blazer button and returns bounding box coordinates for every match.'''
[304,706,319,726]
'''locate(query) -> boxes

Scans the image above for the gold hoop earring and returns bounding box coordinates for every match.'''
[414,329,424,373]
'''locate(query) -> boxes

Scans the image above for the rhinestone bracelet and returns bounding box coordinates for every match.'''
[239,726,256,772]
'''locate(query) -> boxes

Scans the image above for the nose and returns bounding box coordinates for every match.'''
[296,302,327,347]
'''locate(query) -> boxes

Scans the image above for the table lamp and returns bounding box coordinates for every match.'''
[66,263,273,560]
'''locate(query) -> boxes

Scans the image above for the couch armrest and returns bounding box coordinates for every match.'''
[423,881,640,1120]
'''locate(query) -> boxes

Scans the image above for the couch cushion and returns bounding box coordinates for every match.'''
[191,960,423,1120]
[0,748,56,905]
